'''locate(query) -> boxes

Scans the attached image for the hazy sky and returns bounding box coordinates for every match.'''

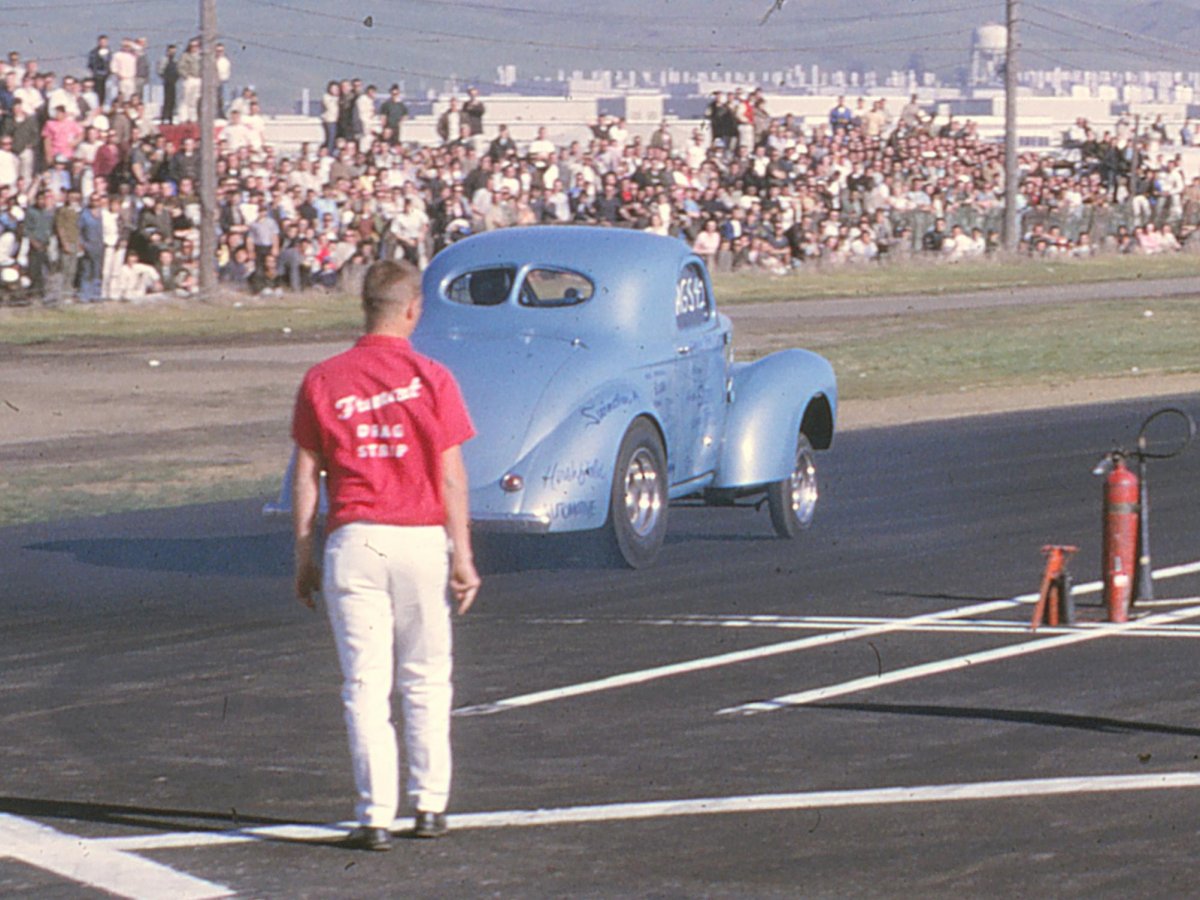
[9,0,1200,111]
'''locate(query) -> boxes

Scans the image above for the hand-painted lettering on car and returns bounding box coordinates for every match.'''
[581,390,636,426]
[550,499,598,520]
[541,458,606,489]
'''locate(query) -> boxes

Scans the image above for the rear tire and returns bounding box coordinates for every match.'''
[767,432,818,539]
[606,419,668,568]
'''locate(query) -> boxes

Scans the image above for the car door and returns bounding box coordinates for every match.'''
[669,260,729,486]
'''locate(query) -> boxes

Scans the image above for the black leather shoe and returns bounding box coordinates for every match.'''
[343,825,392,851]
[412,811,448,839]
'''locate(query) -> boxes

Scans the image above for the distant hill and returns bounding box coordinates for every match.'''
[13,0,1200,112]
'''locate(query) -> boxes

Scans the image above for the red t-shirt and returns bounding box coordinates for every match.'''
[292,334,475,533]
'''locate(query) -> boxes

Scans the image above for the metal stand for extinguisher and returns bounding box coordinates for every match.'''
[1132,408,1196,605]
[1095,407,1195,620]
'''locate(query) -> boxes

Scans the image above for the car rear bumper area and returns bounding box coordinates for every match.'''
[469,513,553,534]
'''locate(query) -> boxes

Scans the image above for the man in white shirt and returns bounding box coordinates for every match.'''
[222,109,257,154]
[100,197,124,300]
[111,39,138,102]
[1162,157,1186,223]
[114,253,162,301]
[0,136,18,189]
[14,74,43,119]
[943,224,976,260]
[214,43,231,117]
[528,126,554,162]
[390,196,429,267]
[607,117,629,146]
[46,76,83,122]
[356,85,378,152]
[242,101,267,149]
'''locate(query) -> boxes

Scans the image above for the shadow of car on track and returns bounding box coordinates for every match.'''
[25,512,783,579]
[25,534,294,578]
[24,532,620,578]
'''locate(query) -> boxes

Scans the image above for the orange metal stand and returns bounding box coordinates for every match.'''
[1031,544,1078,631]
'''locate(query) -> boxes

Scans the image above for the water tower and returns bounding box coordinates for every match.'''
[970,23,1008,86]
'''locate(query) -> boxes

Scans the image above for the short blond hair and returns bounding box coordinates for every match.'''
[362,259,421,330]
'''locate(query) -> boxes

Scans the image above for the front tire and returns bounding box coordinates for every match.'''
[606,418,668,568]
[767,432,818,538]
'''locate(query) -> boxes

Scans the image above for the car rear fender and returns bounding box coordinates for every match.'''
[713,349,837,489]
[262,446,327,519]
[500,379,660,533]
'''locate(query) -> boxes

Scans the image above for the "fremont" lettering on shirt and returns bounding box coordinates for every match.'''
[334,376,424,421]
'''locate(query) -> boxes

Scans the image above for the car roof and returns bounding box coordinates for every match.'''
[420,226,712,341]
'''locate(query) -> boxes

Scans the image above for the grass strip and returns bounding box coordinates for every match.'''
[3,255,1200,346]
[735,296,1200,399]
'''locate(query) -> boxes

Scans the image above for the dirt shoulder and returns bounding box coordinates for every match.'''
[1,303,1197,524]
[4,330,1198,454]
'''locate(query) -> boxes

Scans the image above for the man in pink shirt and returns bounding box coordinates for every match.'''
[292,260,480,851]
[41,105,83,165]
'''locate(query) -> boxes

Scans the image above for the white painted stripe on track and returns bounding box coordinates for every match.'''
[528,606,1200,638]
[448,772,1200,828]
[0,814,232,899]
[718,601,1200,716]
[455,561,1200,717]
[92,772,1200,848]
[453,595,1026,716]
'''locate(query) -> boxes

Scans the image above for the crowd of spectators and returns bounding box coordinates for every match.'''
[4,37,1200,306]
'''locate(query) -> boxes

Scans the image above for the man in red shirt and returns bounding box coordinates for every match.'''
[292,259,480,851]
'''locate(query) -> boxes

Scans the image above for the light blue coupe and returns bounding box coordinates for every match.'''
[268,226,836,568]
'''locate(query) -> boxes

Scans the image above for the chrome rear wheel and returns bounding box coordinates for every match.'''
[607,419,668,568]
[767,432,818,538]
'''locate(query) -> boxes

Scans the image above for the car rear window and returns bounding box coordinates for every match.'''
[519,268,593,308]
[446,267,517,306]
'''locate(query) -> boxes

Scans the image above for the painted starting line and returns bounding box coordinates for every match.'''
[455,560,1200,718]
[67,771,1200,855]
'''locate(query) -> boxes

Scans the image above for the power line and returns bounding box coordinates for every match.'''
[232,36,514,89]
[230,23,978,57]
[1024,1,1200,58]
[1022,17,1200,69]
[5,0,163,9]
[242,0,994,32]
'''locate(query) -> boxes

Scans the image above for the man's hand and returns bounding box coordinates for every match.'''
[441,444,479,614]
[292,445,324,611]
[295,556,321,610]
[449,553,481,615]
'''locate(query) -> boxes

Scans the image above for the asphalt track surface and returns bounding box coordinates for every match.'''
[3,394,1200,898]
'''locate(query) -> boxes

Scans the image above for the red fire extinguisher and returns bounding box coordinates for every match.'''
[1099,452,1139,623]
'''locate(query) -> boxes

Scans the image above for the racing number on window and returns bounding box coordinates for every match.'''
[675,265,710,328]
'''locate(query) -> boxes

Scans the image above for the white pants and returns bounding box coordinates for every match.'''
[180,77,202,123]
[323,523,453,827]
[101,245,123,300]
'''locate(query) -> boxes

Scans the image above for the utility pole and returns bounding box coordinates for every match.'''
[198,0,218,297]
[1003,0,1020,253]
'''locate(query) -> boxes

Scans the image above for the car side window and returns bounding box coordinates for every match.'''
[446,267,517,306]
[675,262,712,328]
[518,268,593,308]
